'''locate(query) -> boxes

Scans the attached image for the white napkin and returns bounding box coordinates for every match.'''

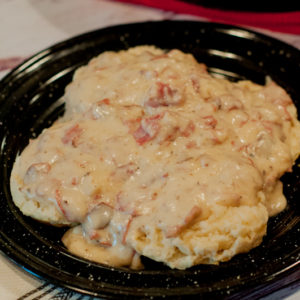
[0,253,94,300]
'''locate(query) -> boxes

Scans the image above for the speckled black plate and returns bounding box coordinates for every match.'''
[0,21,299,299]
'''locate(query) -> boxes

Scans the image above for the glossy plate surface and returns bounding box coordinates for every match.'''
[0,21,299,299]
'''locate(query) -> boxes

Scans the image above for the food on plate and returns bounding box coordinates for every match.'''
[10,46,300,269]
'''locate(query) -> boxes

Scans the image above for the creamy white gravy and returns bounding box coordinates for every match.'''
[11,46,300,269]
